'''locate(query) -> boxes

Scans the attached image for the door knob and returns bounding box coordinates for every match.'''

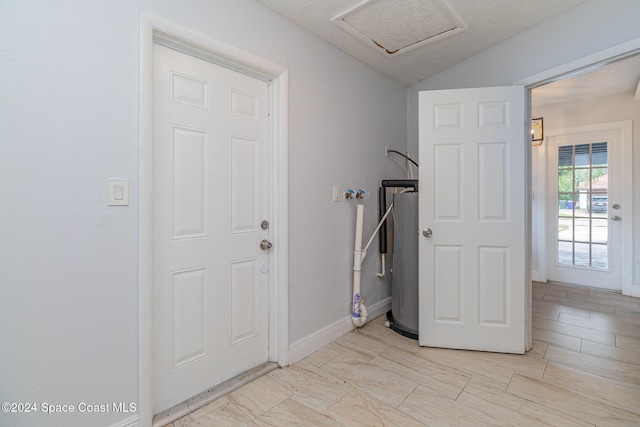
[260,239,273,250]
[422,228,433,238]
[611,215,621,222]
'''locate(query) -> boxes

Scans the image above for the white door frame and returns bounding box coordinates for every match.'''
[545,121,631,291]
[516,37,640,298]
[138,14,289,427]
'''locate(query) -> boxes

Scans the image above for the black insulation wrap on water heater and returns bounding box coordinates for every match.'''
[377,179,418,255]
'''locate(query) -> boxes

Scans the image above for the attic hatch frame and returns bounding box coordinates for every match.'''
[516,36,640,299]
[331,0,467,57]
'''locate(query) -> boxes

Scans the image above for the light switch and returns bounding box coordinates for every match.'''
[108,179,129,206]
[114,184,124,201]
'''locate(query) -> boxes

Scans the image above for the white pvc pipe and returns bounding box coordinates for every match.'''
[352,204,368,327]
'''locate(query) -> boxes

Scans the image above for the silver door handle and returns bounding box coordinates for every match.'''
[611,215,621,222]
[260,239,273,250]
[422,228,432,238]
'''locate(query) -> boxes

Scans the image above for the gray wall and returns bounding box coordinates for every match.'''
[0,1,406,426]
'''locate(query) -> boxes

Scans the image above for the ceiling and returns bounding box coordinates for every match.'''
[257,0,640,105]
[532,53,640,108]
[256,0,587,86]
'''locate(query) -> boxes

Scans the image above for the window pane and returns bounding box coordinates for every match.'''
[592,244,608,269]
[558,168,574,193]
[592,218,608,244]
[558,241,573,266]
[558,145,573,167]
[573,218,590,243]
[558,217,573,241]
[574,169,590,193]
[574,242,590,267]
[574,144,590,167]
[589,192,608,216]
[592,142,608,167]
[558,194,575,215]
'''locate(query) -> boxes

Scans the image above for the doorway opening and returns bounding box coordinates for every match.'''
[522,44,638,295]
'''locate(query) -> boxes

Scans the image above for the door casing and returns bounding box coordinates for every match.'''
[517,37,639,297]
[138,14,289,426]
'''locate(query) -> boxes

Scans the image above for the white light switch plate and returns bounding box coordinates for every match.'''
[108,179,129,206]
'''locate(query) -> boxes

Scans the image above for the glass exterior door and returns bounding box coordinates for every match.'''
[556,142,608,269]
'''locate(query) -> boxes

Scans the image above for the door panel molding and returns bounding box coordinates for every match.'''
[139,14,289,426]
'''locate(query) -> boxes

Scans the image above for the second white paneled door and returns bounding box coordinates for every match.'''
[152,43,270,414]
[418,86,527,354]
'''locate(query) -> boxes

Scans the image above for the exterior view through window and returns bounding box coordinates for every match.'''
[557,142,608,269]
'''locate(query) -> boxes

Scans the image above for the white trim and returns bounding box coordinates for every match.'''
[531,138,548,284]
[288,297,391,365]
[516,37,640,89]
[138,14,289,427]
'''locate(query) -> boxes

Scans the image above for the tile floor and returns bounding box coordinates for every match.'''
[167,281,640,426]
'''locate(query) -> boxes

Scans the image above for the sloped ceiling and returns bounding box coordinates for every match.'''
[533,54,640,108]
[256,0,587,86]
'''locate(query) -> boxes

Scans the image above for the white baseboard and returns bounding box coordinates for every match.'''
[288,297,391,365]
[531,270,547,283]
[110,415,138,427]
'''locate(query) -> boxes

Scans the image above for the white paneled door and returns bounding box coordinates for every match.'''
[152,43,270,413]
[418,86,527,354]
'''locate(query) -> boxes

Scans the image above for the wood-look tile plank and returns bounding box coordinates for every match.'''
[589,289,640,304]
[399,384,508,426]
[181,396,236,427]
[228,375,292,419]
[532,298,591,319]
[297,342,345,368]
[616,334,640,353]
[268,365,351,413]
[326,388,427,427]
[333,329,389,359]
[558,311,640,337]
[533,316,615,346]
[591,309,640,328]
[532,327,582,351]
[416,347,514,389]
[371,345,470,400]
[544,345,640,386]
[321,352,419,407]
[541,294,616,313]
[527,340,549,360]
[542,362,640,416]
[187,400,258,427]
[616,305,640,314]
[581,339,640,366]
[507,373,640,426]
[254,399,342,427]
[459,379,591,427]
[564,292,640,312]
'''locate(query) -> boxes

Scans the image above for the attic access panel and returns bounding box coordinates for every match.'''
[332,0,466,57]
